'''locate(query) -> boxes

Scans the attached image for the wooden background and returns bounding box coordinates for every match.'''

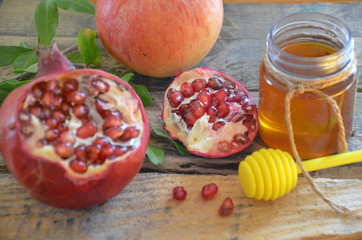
[0,0,362,239]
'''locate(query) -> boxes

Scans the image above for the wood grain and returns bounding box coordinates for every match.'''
[1,173,362,240]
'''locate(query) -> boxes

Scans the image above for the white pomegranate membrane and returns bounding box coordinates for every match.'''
[19,72,144,176]
[162,68,258,158]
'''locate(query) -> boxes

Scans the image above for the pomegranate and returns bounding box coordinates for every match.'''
[0,44,149,209]
[95,0,224,78]
[162,67,258,158]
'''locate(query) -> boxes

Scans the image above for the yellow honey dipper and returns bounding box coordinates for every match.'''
[238,148,362,201]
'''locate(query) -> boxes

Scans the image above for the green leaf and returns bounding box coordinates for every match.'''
[54,0,95,15]
[121,73,134,83]
[20,42,35,50]
[77,28,102,67]
[0,79,31,105]
[0,46,32,67]
[146,145,165,165]
[13,50,38,74]
[132,84,153,107]
[67,52,85,64]
[35,0,59,46]
[150,124,189,156]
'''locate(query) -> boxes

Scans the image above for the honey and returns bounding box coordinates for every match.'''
[259,13,357,159]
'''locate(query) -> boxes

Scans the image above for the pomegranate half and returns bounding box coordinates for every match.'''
[95,0,224,78]
[162,67,258,158]
[0,45,149,209]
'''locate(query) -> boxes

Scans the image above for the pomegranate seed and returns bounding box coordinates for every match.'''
[104,126,123,140]
[69,160,87,173]
[178,104,189,114]
[46,79,60,92]
[46,117,59,128]
[180,82,194,98]
[189,100,205,119]
[201,183,219,201]
[53,94,63,108]
[73,104,89,118]
[111,146,131,158]
[60,102,71,114]
[196,90,212,109]
[222,80,236,89]
[227,89,244,102]
[29,105,43,118]
[44,128,60,141]
[233,133,250,146]
[76,121,97,139]
[213,88,228,104]
[19,110,31,124]
[20,125,34,138]
[119,127,140,141]
[229,113,244,122]
[182,109,197,128]
[103,116,122,130]
[216,102,230,118]
[167,89,184,108]
[40,92,54,106]
[87,144,102,162]
[95,98,112,118]
[206,106,217,123]
[98,144,115,162]
[207,77,223,90]
[53,110,66,123]
[218,197,234,217]
[65,91,86,105]
[54,142,73,159]
[192,79,206,92]
[243,118,257,131]
[93,137,110,147]
[60,131,75,144]
[172,186,187,201]
[63,78,79,92]
[74,145,88,161]
[31,85,44,100]
[92,76,110,93]
[212,121,226,131]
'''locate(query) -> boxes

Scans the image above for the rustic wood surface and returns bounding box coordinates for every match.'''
[0,0,362,240]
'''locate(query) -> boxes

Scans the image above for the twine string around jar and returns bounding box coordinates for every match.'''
[263,52,362,216]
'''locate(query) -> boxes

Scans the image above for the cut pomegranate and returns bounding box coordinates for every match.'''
[172,186,187,201]
[0,44,149,209]
[218,197,234,217]
[201,183,219,201]
[162,67,258,158]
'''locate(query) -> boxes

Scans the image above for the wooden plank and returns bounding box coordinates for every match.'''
[1,173,362,240]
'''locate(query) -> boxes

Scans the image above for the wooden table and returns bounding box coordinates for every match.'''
[1,0,362,239]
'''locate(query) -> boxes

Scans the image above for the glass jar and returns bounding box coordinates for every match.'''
[258,13,357,159]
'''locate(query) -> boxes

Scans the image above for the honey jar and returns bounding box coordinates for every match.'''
[258,13,357,159]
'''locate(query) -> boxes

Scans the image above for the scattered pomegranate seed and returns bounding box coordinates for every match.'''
[218,197,234,217]
[172,186,187,201]
[201,183,219,201]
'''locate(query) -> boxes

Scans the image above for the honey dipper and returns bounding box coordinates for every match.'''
[238,148,362,201]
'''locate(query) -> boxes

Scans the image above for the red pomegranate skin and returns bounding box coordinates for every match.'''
[0,69,149,209]
[95,0,224,78]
